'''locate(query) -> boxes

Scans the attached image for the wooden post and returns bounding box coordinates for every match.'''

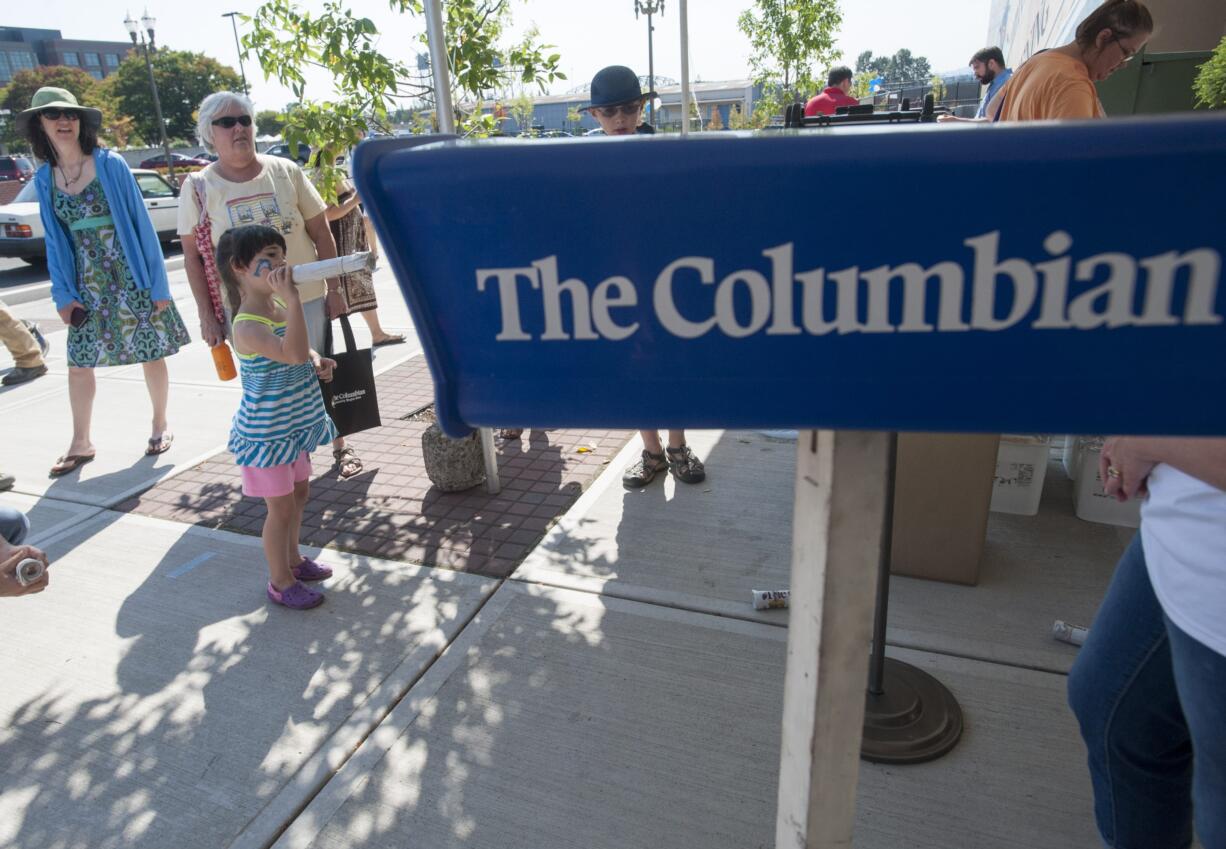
[776,430,890,848]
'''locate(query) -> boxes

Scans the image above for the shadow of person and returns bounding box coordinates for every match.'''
[0,501,484,848]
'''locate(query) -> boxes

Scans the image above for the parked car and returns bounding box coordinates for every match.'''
[0,168,180,264]
[264,142,312,165]
[195,151,219,162]
[138,152,211,173]
[0,155,35,183]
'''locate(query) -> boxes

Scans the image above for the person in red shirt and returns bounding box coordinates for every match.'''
[804,66,859,117]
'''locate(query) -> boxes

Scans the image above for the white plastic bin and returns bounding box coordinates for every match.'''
[991,434,1052,516]
[1074,437,1142,528]
[1061,435,1082,480]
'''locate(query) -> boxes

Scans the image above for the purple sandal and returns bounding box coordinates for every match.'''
[292,557,333,582]
[267,581,324,610]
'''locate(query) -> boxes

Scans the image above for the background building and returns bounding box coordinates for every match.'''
[0,26,131,85]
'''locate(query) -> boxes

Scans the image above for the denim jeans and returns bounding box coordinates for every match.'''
[0,507,29,546]
[1068,533,1226,849]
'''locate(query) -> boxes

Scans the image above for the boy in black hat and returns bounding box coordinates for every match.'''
[581,66,706,487]
[582,65,657,137]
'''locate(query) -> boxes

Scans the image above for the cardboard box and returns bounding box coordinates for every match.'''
[890,433,1000,585]
[990,434,1052,516]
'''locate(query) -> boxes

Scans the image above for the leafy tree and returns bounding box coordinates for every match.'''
[0,66,116,150]
[738,0,842,123]
[108,49,242,145]
[1193,35,1226,109]
[244,0,566,201]
[255,109,286,136]
[855,48,932,84]
[930,74,947,103]
[509,92,535,135]
[707,105,725,131]
[566,105,582,132]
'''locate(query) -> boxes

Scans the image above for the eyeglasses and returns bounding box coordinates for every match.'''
[211,115,253,128]
[41,109,81,121]
[1110,32,1139,63]
[593,102,643,118]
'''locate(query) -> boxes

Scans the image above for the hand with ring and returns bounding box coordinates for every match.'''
[1100,437,1156,503]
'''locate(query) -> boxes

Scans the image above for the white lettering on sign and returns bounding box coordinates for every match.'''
[474,232,1223,341]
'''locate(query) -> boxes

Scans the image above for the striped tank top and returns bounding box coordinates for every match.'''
[228,312,338,468]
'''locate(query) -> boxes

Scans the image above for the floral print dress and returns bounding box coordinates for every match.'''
[54,176,190,368]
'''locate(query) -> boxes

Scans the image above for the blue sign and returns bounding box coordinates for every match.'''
[353,117,1226,438]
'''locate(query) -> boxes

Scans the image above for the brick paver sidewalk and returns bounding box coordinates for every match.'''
[118,356,629,578]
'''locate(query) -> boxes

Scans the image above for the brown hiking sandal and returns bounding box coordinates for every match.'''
[666,445,706,484]
[623,449,668,487]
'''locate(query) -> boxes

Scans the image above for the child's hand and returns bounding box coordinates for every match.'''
[266,263,297,300]
[314,356,337,382]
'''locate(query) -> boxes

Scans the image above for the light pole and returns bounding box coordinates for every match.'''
[634,0,664,127]
[221,12,248,95]
[124,10,177,189]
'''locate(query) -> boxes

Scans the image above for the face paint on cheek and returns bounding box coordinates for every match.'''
[254,259,272,277]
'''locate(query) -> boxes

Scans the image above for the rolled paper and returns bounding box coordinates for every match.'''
[1051,619,1088,647]
[292,251,375,283]
[752,589,790,610]
[16,558,45,587]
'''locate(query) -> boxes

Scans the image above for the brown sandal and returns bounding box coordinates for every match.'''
[49,453,95,477]
[146,432,174,456]
[333,446,363,479]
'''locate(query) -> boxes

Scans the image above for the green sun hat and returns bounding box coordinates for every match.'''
[20,87,103,132]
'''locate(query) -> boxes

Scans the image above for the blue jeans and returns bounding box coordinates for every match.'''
[1068,534,1226,849]
[0,507,29,546]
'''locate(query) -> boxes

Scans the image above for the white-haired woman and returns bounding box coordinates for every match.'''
[177,91,362,479]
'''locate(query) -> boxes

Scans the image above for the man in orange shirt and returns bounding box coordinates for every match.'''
[804,67,859,117]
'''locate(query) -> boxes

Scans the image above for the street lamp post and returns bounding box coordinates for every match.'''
[634,0,664,128]
[124,11,177,189]
[221,12,248,95]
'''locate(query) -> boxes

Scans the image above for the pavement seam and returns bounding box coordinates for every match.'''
[244,576,517,849]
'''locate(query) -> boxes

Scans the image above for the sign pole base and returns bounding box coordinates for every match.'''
[861,432,963,764]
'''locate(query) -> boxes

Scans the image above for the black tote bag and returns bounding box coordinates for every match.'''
[321,314,382,437]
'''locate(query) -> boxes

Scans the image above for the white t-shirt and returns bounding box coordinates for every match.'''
[1141,464,1226,657]
[177,155,329,302]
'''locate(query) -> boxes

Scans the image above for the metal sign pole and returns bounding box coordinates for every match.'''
[421,0,500,494]
[679,0,690,137]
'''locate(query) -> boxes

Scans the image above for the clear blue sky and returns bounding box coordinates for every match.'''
[13,1,990,110]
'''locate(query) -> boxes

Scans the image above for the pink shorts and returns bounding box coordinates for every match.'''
[241,451,312,498]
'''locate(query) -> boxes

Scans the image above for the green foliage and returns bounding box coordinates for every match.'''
[1193,36,1226,109]
[930,74,947,103]
[108,49,242,144]
[244,0,566,197]
[509,93,534,134]
[737,0,842,104]
[0,66,116,150]
[255,109,286,136]
[565,105,582,132]
[855,48,932,84]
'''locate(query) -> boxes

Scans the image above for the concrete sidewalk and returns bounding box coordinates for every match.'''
[1,253,1140,847]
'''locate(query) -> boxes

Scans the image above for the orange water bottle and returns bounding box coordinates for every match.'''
[211,341,237,381]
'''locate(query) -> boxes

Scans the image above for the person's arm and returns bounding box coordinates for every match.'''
[937,115,989,124]
[110,152,173,307]
[323,192,362,222]
[1041,80,1101,121]
[233,265,310,364]
[181,234,226,347]
[36,170,83,318]
[1101,437,1226,501]
[303,211,346,318]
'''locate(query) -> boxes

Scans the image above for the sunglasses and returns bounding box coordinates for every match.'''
[211,115,253,128]
[593,102,643,118]
[41,109,81,121]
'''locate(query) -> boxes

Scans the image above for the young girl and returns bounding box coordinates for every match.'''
[217,224,339,610]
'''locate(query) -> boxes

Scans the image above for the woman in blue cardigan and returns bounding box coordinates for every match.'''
[22,87,190,476]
